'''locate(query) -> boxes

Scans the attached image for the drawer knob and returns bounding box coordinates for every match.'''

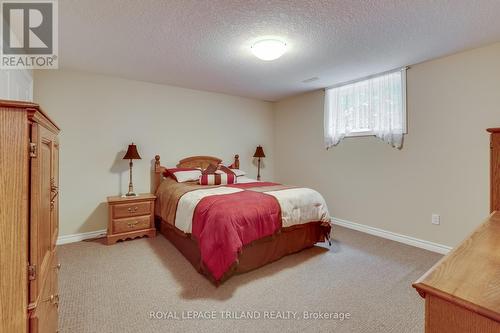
[127,221,139,228]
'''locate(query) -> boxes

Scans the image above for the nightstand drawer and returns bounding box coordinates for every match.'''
[113,215,151,233]
[112,201,151,219]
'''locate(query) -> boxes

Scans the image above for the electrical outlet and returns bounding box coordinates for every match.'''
[432,214,440,225]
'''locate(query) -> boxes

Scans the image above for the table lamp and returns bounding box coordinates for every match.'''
[123,143,141,196]
[253,145,265,181]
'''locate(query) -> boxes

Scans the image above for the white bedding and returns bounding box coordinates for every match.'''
[235,176,258,183]
[265,188,330,228]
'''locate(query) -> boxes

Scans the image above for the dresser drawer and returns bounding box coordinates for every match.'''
[112,201,151,219]
[113,215,151,233]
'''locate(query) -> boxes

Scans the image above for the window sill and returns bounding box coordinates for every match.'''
[344,130,408,138]
[345,131,375,138]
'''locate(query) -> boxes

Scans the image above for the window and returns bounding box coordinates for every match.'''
[324,68,407,149]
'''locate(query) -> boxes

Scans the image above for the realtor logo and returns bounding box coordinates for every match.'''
[1,0,58,69]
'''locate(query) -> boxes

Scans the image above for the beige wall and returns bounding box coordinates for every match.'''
[274,42,500,247]
[34,70,274,236]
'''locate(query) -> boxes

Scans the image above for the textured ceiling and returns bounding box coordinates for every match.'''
[59,0,500,101]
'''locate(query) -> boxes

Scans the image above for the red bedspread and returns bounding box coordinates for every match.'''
[192,190,281,281]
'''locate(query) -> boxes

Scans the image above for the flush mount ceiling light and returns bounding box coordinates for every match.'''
[251,39,287,61]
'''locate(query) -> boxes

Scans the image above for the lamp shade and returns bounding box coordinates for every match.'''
[123,143,141,160]
[253,145,265,158]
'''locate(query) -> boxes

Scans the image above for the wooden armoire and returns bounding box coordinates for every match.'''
[487,128,500,212]
[0,100,60,333]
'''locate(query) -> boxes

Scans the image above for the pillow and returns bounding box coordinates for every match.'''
[215,165,236,175]
[199,173,236,185]
[230,168,246,177]
[217,165,246,177]
[164,168,202,183]
[202,164,218,175]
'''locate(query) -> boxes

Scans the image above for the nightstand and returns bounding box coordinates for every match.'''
[106,193,156,245]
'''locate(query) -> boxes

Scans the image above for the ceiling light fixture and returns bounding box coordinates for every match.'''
[251,39,287,61]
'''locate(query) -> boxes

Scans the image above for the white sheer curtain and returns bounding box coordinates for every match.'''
[324,69,406,149]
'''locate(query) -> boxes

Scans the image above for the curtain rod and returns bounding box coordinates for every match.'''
[324,66,410,90]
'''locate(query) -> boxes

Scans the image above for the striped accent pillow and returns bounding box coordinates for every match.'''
[202,164,218,175]
[199,173,236,185]
[216,165,236,176]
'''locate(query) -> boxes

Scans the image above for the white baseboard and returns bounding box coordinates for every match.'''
[56,229,107,245]
[56,219,451,254]
[332,217,452,255]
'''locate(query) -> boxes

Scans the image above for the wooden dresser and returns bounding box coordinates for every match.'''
[413,128,500,333]
[0,100,60,333]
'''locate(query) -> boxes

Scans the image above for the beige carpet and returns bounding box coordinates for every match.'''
[57,226,441,333]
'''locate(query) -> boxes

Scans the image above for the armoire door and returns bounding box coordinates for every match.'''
[51,138,59,248]
[30,268,58,333]
[29,121,58,331]
[491,132,500,212]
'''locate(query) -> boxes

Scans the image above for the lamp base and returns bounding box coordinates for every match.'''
[122,192,138,197]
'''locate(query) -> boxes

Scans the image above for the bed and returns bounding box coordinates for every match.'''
[153,154,332,284]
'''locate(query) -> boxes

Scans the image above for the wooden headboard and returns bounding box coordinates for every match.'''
[153,154,240,192]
